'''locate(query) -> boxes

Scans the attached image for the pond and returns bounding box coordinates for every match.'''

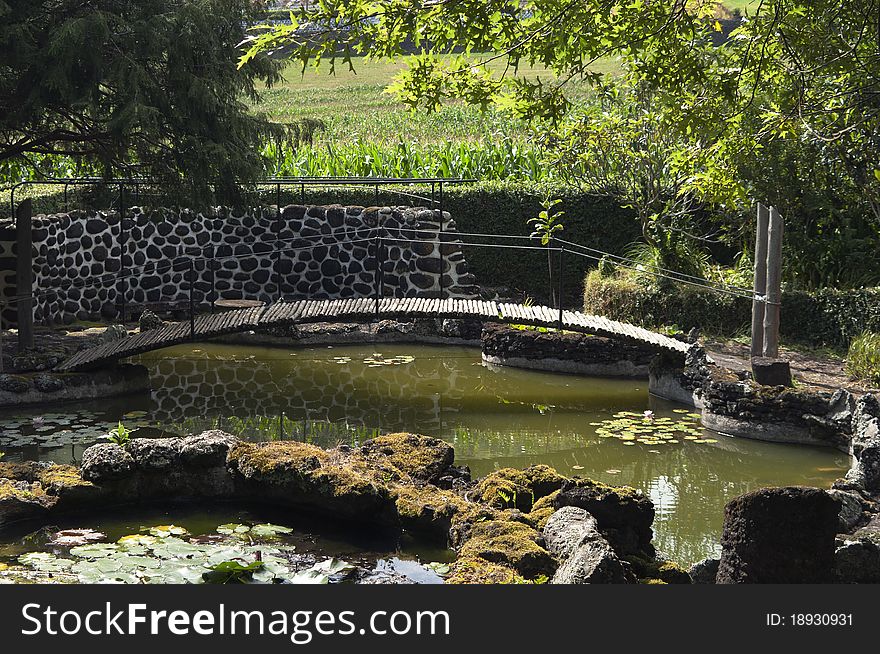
[0,504,450,584]
[0,343,849,566]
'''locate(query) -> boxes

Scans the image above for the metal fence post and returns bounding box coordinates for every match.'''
[557,244,564,328]
[119,183,127,324]
[188,259,195,340]
[375,235,383,316]
[209,244,216,312]
[275,249,282,303]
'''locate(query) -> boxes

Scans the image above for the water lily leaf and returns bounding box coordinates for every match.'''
[70,543,120,558]
[150,538,204,559]
[249,523,293,538]
[425,562,450,576]
[216,523,251,535]
[19,552,74,572]
[203,560,264,584]
[288,569,330,584]
[311,558,355,575]
[148,525,189,538]
[118,534,159,550]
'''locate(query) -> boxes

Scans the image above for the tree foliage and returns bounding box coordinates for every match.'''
[0,0,285,200]
[242,1,880,285]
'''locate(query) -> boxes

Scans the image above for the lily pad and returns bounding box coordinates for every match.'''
[249,523,294,539]
[70,543,120,558]
[148,525,189,538]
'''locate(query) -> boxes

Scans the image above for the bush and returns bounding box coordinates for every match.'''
[582,271,750,336]
[846,333,880,385]
[583,271,880,349]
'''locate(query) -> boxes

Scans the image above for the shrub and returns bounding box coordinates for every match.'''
[846,333,880,386]
[582,271,750,336]
[583,270,880,349]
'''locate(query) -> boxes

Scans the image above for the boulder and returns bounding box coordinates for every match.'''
[0,374,29,394]
[178,430,239,467]
[360,433,454,483]
[459,519,555,578]
[750,357,792,387]
[834,531,880,583]
[688,557,720,584]
[716,486,840,583]
[80,443,135,482]
[100,324,128,343]
[0,478,56,527]
[543,506,599,559]
[139,309,165,332]
[33,374,64,393]
[828,489,864,532]
[543,506,632,584]
[553,478,655,557]
[850,394,880,492]
[468,465,566,512]
[228,441,398,526]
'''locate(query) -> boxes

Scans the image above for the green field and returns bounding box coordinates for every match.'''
[252,56,617,146]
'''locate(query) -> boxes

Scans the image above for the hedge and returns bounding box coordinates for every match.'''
[292,180,640,305]
[583,271,880,349]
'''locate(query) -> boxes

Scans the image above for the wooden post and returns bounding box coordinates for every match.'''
[762,206,784,358]
[16,199,34,351]
[750,203,769,358]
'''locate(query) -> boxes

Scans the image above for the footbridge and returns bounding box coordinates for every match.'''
[55,296,690,372]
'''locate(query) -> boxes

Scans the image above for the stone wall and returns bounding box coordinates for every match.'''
[0,205,478,325]
[481,324,656,378]
[650,346,854,449]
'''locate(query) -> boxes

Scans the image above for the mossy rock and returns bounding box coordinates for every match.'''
[361,433,454,483]
[445,556,525,584]
[393,484,470,543]
[520,490,560,530]
[554,478,655,557]
[0,478,56,526]
[459,519,555,578]
[227,441,397,525]
[0,462,94,494]
[656,561,691,584]
[469,465,566,511]
[625,554,691,584]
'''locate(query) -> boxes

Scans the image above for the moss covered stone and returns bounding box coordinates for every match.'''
[469,465,566,511]
[553,478,655,557]
[227,441,397,525]
[0,478,56,526]
[445,556,526,584]
[0,462,100,511]
[458,519,555,578]
[361,433,454,483]
[394,484,471,543]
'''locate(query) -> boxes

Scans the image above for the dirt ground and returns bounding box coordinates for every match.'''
[704,338,876,395]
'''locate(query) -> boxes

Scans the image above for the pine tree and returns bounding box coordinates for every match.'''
[0,0,284,201]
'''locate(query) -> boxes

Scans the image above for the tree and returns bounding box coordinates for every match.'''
[0,0,285,200]
[242,1,880,219]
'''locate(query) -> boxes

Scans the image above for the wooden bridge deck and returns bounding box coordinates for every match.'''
[55,298,691,372]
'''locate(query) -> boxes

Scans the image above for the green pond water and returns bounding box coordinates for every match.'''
[0,343,850,566]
